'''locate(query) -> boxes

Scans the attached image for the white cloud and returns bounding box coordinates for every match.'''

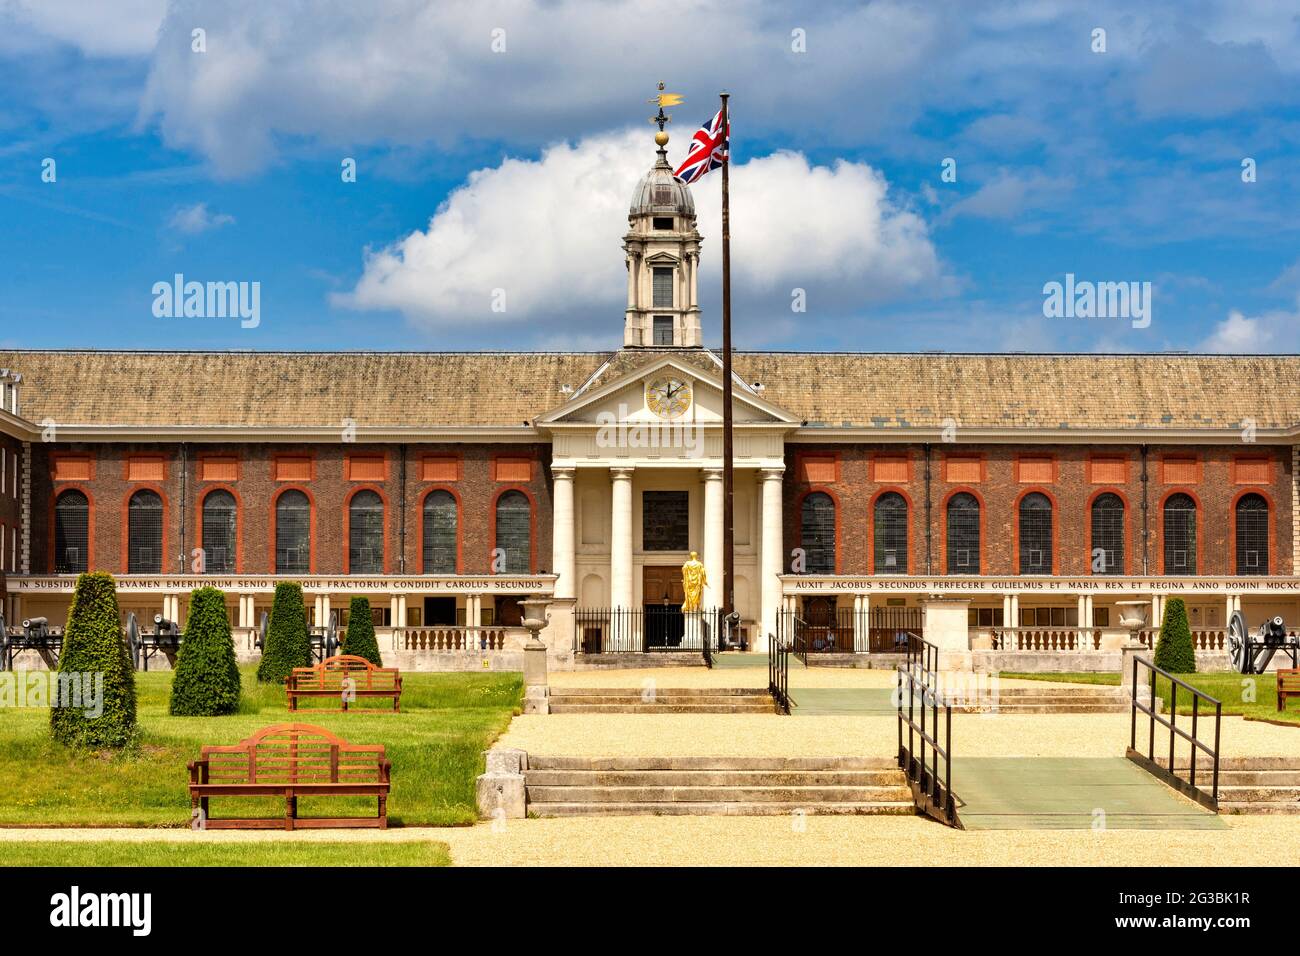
[1200,300,1300,352]
[3,0,166,57]
[334,128,943,337]
[166,202,235,235]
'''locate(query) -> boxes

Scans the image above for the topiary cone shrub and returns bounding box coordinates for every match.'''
[341,597,383,666]
[257,582,312,683]
[1153,597,1197,674]
[50,571,137,749]
[169,587,242,716]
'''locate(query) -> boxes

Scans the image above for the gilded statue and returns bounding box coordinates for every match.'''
[681,551,707,612]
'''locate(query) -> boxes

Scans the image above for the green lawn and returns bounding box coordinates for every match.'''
[1001,670,1300,725]
[0,666,523,827]
[4,840,451,867]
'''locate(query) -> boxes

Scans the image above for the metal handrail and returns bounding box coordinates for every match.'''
[1128,657,1222,809]
[768,633,792,714]
[904,631,937,680]
[896,663,955,824]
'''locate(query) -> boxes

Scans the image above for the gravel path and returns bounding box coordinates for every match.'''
[3,817,1295,867]
[496,712,1297,760]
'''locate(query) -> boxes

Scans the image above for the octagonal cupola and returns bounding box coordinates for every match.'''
[623,140,703,348]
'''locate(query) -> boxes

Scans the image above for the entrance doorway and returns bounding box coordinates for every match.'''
[642,565,685,649]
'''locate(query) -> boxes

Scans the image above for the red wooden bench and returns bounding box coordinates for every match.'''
[1278,669,1300,712]
[187,723,391,830]
[285,654,402,712]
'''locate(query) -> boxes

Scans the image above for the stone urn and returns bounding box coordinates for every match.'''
[517,597,552,715]
[1115,600,1151,695]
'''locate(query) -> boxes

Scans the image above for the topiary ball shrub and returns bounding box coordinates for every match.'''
[50,571,137,749]
[1153,597,1197,674]
[169,587,242,716]
[341,597,383,666]
[257,582,312,684]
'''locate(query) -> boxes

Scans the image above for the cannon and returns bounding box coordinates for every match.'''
[309,610,340,663]
[1227,611,1299,674]
[1,613,63,670]
[126,611,184,671]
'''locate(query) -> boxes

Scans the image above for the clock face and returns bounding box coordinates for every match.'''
[646,376,692,419]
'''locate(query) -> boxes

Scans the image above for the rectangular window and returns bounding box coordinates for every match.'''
[125,455,165,481]
[872,455,909,483]
[492,457,532,482]
[199,456,239,482]
[967,607,1004,628]
[421,456,460,482]
[1161,455,1199,484]
[642,490,689,551]
[1088,455,1127,484]
[346,454,386,481]
[1232,456,1271,484]
[652,217,674,230]
[799,455,838,483]
[652,315,674,346]
[1016,456,1054,483]
[274,455,313,481]
[943,455,982,483]
[652,267,674,308]
[52,455,92,482]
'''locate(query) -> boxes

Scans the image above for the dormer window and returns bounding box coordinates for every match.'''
[653,185,673,204]
[653,217,673,230]
[652,267,674,307]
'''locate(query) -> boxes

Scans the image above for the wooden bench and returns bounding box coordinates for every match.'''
[188,723,390,830]
[285,654,402,712]
[1278,669,1300,712]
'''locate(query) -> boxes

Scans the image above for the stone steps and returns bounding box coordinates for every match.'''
[546,687,777,714]
[529,800,916,817]
[1164,759,1300,815]
[960,702,1133,714]
[524,755,915,818]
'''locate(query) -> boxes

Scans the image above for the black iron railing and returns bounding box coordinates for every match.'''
[896,663,956,825]
[769,633,791,714]
[776,607,922,655]
[904,632,938,680]
[1127,657,1222,810]
[702,612,714,669]
[575,606,720,654]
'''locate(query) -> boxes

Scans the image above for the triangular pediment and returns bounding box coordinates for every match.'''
[536,352,799,427]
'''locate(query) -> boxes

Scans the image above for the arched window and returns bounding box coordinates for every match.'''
[275,490,310,575]
[494,491,531,574]
[946,493,980,574]
[800,492,836,574]
[1163,493,1197,575]
[348,490,384,574]
[1235,494,1268,575]
[873,492,908,574]
[1018,492,1052,574]
[127,489,163,573]
[423,490,458,574]
[53,490,89,574]
[1090,493,1124,574]
[201,490,237,574]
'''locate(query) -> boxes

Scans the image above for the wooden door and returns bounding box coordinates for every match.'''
[642,566,684,606]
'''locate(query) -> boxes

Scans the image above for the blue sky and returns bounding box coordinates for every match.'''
[1,0,1298,353]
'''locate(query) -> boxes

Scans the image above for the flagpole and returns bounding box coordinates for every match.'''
[719,90,736,645]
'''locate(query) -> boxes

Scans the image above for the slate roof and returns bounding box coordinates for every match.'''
[1,349,1296,432]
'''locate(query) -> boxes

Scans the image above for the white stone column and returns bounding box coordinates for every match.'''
[702,467,724,609]
[466,594,481,628]
[397,594,407,629]
[610,467,634,610]
[759,467,785,650]
[552,467,576,601]
[1076,595,1088,629]
[853,594,870,652]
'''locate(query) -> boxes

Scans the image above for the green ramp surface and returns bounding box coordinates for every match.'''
[791,687,896,715]
[952,757,1226,830]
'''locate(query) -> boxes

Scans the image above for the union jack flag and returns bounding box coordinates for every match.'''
[673,108,729,185]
